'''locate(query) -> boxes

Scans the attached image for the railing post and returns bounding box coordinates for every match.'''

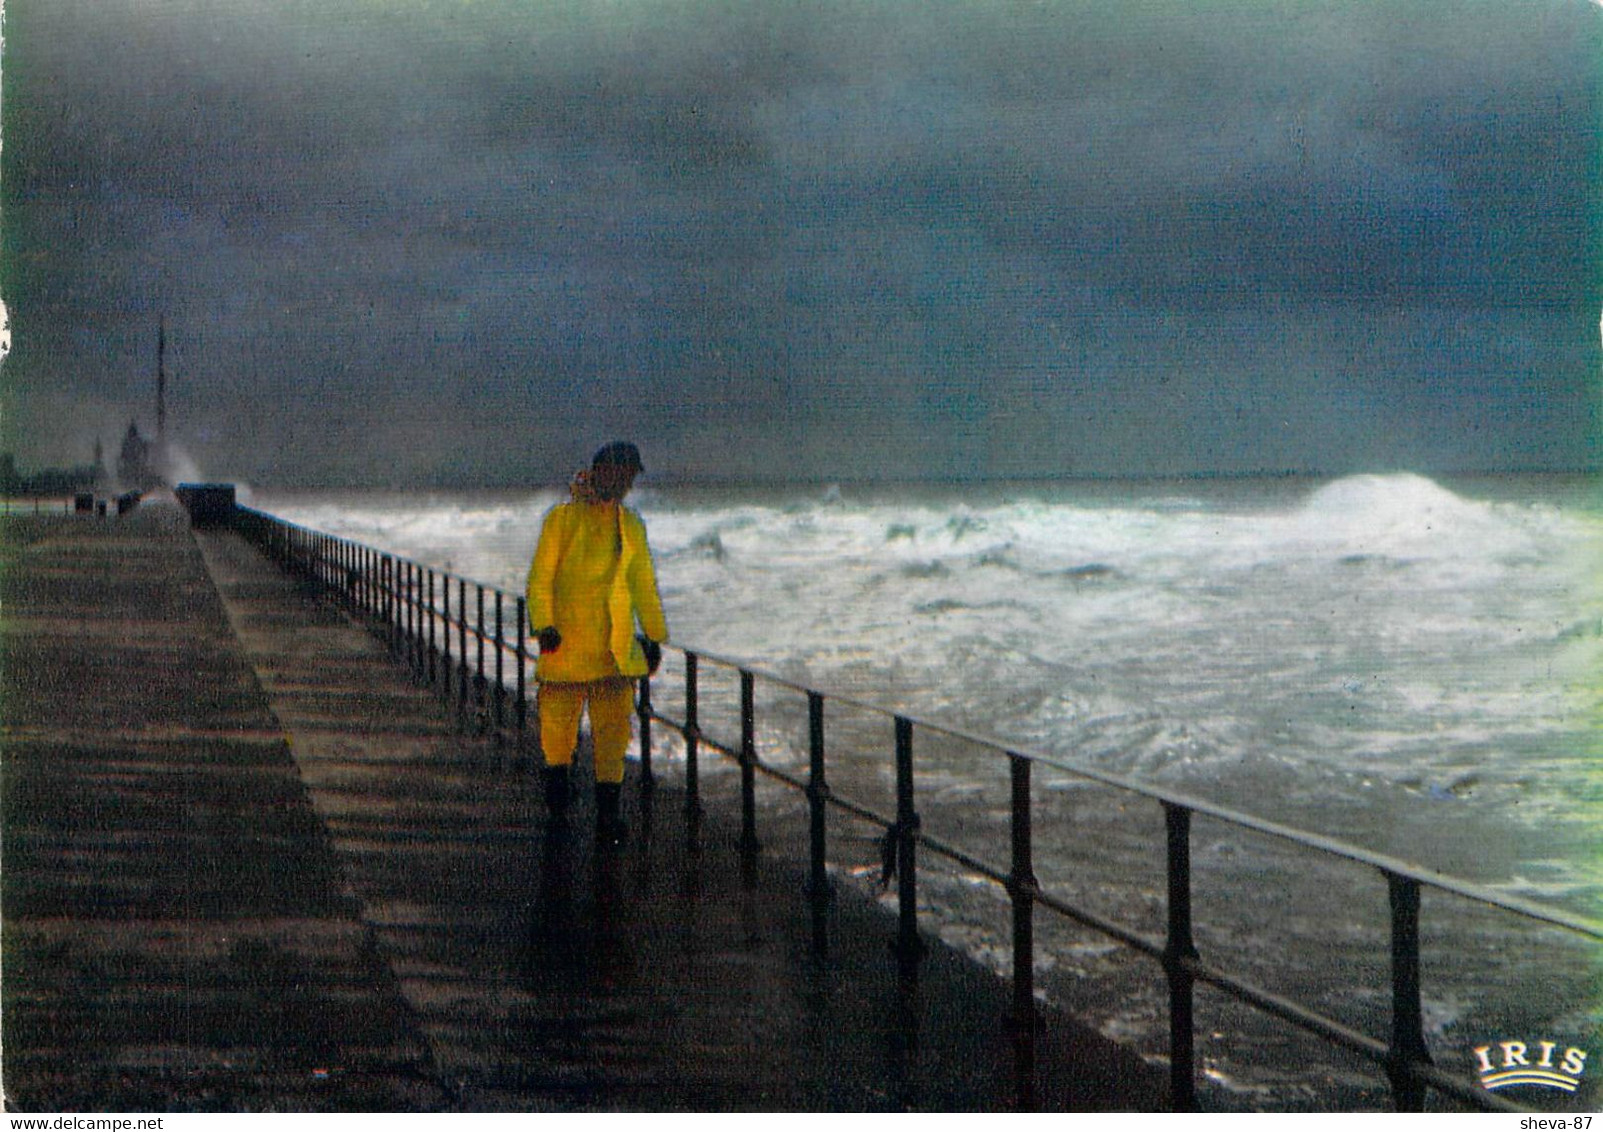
[1008,753,1038,1111]
[396,559,404,654]
[893,716,923,960]
[405,562,417,677]
[806,691,830,901]
[399,561,409,671]
[442,574,453,707]
[739,669,760,855]
[1386,872,1432,1111]
[516,596,529,758]
[494,590,505,736]
[457,579,469,720]
[684,651,701,816]
[1162,802,1199,1112]
[427,570,437,687]
[475,584,486,721]
[416,564,429,679]
[385,556,397,653]
[388,557,398,652]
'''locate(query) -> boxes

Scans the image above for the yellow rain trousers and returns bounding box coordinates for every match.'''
[536,680,635,784]
[526,500,668,783]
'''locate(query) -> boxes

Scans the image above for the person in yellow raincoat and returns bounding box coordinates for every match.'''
[526,441,668,840]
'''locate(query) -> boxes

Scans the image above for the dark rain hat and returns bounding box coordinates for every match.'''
[591,441,644,472]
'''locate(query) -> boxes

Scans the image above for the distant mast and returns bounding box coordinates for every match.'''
[156,317,167,446]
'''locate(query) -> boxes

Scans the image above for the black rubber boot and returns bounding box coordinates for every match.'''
[596,782,626,845]
[543,765,571,820]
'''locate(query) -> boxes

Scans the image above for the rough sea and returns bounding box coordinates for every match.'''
[248,472,1603,1111]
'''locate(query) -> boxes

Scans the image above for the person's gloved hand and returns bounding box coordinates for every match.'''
[535,626,562,654]
[637,634,662,675]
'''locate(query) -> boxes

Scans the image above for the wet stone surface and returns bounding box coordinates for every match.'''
[1,503,1165,1111]
[1,508,438,1111]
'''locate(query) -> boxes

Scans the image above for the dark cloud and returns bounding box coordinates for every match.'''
[3,0,1599,484]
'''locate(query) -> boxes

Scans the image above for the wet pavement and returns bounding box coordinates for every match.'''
[1,501,1166,1111]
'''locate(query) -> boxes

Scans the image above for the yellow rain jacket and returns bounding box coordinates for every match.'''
[526,498,668,683]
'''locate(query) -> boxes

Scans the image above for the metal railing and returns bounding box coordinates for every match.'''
[234,506,532,753]
[230,505,1601,1113]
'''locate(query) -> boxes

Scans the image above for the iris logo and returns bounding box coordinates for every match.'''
[1475,1041,1589,1093]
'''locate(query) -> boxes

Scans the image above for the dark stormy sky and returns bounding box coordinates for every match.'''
[3,0,1599,485]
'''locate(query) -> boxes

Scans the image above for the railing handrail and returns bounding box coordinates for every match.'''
[235,504,1603,943]
[231,504,1589,1113]
[676,642,1603,940]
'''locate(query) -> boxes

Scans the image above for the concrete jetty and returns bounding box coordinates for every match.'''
[1,501,1166,1111]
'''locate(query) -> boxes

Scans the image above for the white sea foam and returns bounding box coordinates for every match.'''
[254,474,1601,832]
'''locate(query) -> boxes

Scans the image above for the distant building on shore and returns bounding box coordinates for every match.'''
[117,422,161,491]
[1,447,104,497]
